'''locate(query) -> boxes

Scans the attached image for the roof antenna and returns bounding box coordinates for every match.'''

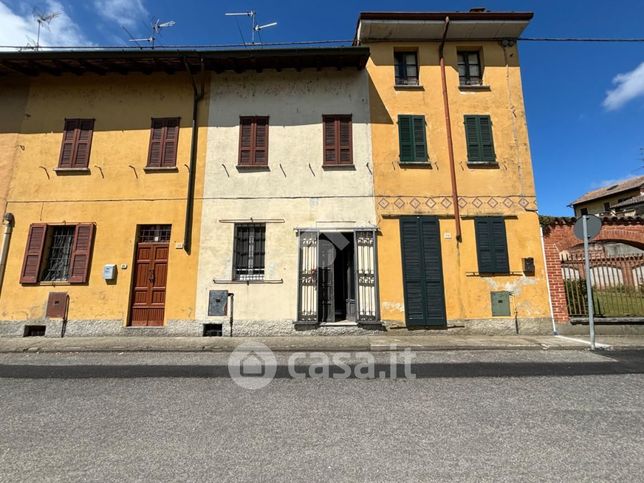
[225,10,277,45]
[123,18,176,49]
[32,8,61,51]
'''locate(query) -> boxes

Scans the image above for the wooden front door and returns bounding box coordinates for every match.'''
[130,242,169,326]
[400,216,446,327]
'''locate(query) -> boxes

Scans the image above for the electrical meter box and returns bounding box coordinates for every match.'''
[208,290,229,316]
[491,291,511,317]
[103,264,117,281]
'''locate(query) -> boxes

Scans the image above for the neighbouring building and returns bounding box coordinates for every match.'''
[357,10,552,332]
[196,48,380,335]
[570,175,644,217]
[0,51,209,336]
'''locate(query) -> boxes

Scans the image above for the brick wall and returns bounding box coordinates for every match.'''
[542,217,644,323]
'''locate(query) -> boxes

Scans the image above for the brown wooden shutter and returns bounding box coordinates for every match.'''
[338,116,352,164]
[162,118,179,167]
[239,117,253,166]
[323,116,337,165]
[73,119,94,168]
[253,117,268,165]
[59,119,79,168]
[68,223,95,283]
[148,119,164,167]
[20,223,48,284]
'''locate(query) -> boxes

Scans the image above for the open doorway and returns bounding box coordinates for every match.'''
[318,232,356,323]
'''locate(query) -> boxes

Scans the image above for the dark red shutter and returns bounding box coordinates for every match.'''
[239,118,253,166]
[162,118,179,167]
[59,119,79,168]
[73,119,94,167]
[323,116,337,165]
[20,224,47,284]
[68,223,95,283]
[338,117,352,164]
[148,119,164,167]
[254,118,268,165]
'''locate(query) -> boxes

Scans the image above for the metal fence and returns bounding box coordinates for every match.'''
[561,252,644,318]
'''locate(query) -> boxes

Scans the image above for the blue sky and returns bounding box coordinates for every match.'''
[1,0,643,215]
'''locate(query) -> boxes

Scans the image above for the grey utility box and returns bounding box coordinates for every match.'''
[208,290,229,316]
[491,291,511,317]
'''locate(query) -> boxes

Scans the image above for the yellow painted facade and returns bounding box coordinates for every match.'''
[366,39,552,330]
[0,73,207,335]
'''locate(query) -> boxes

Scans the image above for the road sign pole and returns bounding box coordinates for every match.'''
[582,215,596,350]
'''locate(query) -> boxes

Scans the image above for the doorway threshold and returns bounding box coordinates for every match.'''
[319,321,358,327]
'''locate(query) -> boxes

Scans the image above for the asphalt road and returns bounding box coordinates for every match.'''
[0,350,642,482]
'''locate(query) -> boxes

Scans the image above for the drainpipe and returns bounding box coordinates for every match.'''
[0,212,15,296]
[439,16,462,241]
[182,57,205,254]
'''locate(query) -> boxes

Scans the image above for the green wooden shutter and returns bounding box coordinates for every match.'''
[412,116,427,161]
[398,115,414,162]
[478,116,495,162]
[465,115,481,162]
[475,217,509,274]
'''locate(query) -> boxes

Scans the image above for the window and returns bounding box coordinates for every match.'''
[394,51,419,86]
[20,224,95,284]
[398,115,427,163]
[148,118,180,168]
[457,51,482,86]
[233,224,266,281]
[464,115,496,163]
[474,217,509,274]
[239,117,269,166]
[59,119,94,169]
[323,115,353,166]
[580,208,589,216]
[603,202,611,212]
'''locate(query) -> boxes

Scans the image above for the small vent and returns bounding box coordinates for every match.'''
[203,323,223,337]
[24,325,46,337]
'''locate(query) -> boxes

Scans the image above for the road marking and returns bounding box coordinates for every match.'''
[556,335,611,349]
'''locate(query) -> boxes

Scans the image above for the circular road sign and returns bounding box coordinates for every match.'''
[573,214,602,241]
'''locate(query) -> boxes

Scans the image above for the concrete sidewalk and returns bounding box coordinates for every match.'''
[0,334,643,353]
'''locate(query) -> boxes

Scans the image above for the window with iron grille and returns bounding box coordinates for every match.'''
[458,51,482,86]
[138,225,171,243]
[41,226,75,281]
[233,224,266,281]
[394,51,419,86]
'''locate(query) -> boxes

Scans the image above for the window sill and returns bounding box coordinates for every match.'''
[399,160,432,168]
[144,166,178,173]
[466,271,523,277]
[394,84,424,91]
[236,165,270,172]
[459,84,491,91]
[467,162,498,169]
[322,164,355,170]
[53,167,90,175]
[213,279,283,284]
[36,281,72,286]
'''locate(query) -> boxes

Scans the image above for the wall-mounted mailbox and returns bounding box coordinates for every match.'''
[491,291,511,317]
[103,264,117,281]
[46,292,68,318]
[208,290,229,316]
[522,257,535,275]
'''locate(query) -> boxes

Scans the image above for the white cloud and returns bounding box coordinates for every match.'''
[93,0,147,30]
[0,0,91,49]
[603,62,644,111]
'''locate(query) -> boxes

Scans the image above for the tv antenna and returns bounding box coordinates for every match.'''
[123,18,176,49]
[33,9,61,50]
[225,10,277,45]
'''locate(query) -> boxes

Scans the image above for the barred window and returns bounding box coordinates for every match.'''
[41,226,76,281]
[233,224,265,281]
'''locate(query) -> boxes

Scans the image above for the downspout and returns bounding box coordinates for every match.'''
[182,57,205,254]
[439,16,462,240]
[0,213,15,297]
